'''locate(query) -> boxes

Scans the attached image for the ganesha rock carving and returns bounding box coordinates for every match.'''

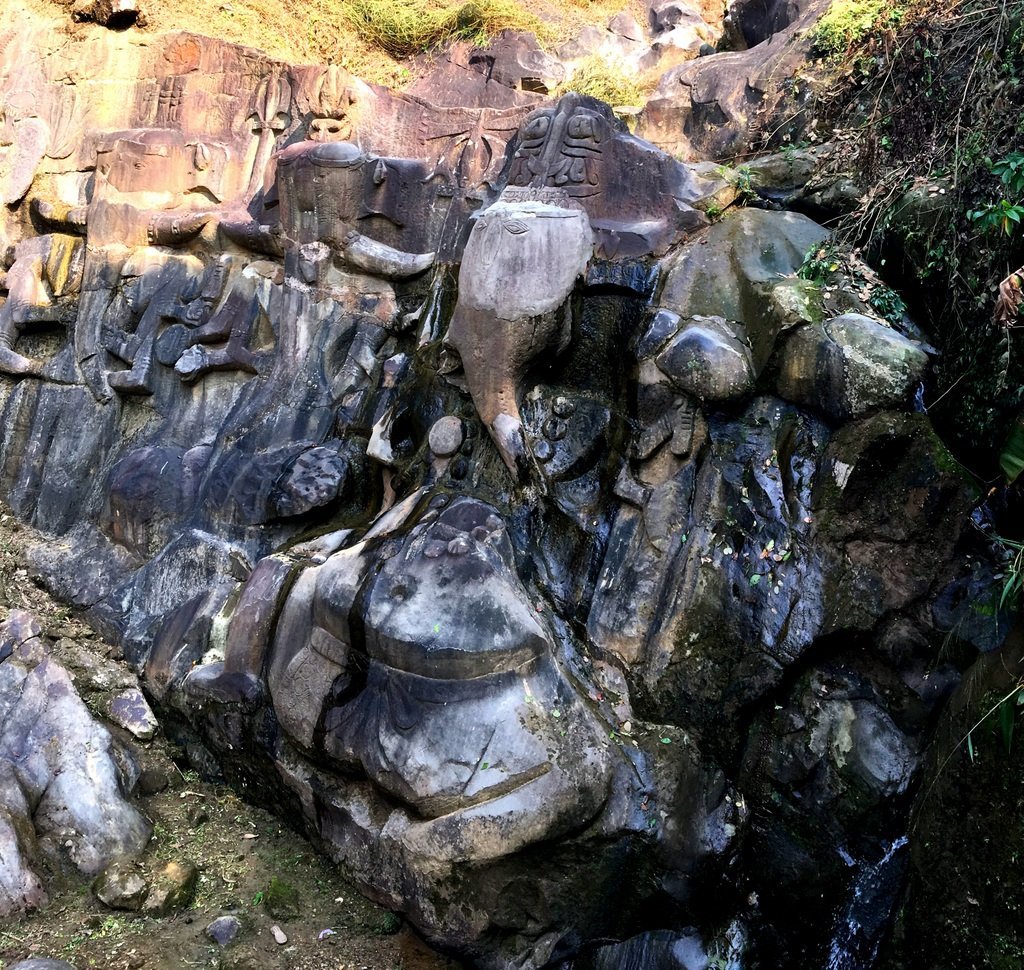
[265,495,615,858]
[447,201,592,481]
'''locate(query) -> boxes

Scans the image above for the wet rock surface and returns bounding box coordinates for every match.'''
[0,5,984,969]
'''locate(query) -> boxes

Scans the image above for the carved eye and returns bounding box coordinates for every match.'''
[523,116,550,139]
[567,114,601,141]
[503,220,529,235]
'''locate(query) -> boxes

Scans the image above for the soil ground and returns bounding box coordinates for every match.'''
[0,505,463,970]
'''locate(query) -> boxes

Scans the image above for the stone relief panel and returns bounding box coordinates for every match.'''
[0,23,975,970]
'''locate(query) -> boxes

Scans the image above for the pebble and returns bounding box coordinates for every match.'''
[271,924,288,945]
[423,539,448,559]
[206,914,243,945]
[428,416,464,457]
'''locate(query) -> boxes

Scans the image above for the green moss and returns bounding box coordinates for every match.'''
[263,876,301,921]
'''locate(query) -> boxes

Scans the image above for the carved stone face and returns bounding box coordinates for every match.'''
[308,116,352,143]
[308,65,355,143]
[507,98,609,200]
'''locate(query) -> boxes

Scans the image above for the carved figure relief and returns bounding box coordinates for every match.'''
[506,101,608,199]
[0,35,966,966]
[446,201,592,480]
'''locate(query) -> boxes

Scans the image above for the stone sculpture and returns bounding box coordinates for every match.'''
[0,20,976,970]
[447,201,592,480]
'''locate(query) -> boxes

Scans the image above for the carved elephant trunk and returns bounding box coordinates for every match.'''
[447,201,592,480]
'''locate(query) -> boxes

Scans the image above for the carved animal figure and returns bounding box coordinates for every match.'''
[446,200,592,480]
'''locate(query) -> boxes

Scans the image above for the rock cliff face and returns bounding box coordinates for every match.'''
[0,10,976,968]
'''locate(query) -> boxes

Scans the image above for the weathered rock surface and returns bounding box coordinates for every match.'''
[206,914,243,945]
[0,612,151,917]
[8,960,79,970]
[776,313,929,420]
[0,10,977,970]
[638,0,832,159]
[93,858,149,911]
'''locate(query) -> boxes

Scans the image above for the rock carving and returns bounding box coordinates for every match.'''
[0,23,977,970]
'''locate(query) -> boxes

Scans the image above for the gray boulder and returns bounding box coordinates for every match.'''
[777,313,929,420]
[660,208,828,369]
[0,611,151,916]
[9,960,80,970]
[656,315,755,401]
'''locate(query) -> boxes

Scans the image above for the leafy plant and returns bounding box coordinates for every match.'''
[1001,412,1024,483]
[969,198,1024,236]
[798,242,843,283]
[992,152,1024,199]
[995,534,1024,613]
[969,152,1024,236]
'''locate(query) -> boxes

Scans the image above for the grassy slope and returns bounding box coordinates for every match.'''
[23,0,668,88]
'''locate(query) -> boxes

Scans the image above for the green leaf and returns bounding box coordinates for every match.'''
[999,412,1024,484]
[999,573,1021,612]
[660,737,672,744]
[1000,699,1016,756]
[749,574,761,586]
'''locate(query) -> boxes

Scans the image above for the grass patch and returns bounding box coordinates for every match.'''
[31,0,662,89]
[556,53,660,107]
[811,0,905,57]
[335,0,546,57]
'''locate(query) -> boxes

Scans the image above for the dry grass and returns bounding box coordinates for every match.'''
[555,52,661,107]
[336,0,547,58]
[21,0,661,88]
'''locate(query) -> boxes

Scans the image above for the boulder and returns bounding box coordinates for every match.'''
[776,313,929,420]
[142,859,198,914]
[93,858,150,911]
[107,688,159,741]
[637,0,832,159]
[655,315,755,400]
[660,208,829,368]
[8,961,80,970]
[0,648,151,882]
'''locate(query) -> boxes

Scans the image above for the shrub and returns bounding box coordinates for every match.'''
[811,0,903,57]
